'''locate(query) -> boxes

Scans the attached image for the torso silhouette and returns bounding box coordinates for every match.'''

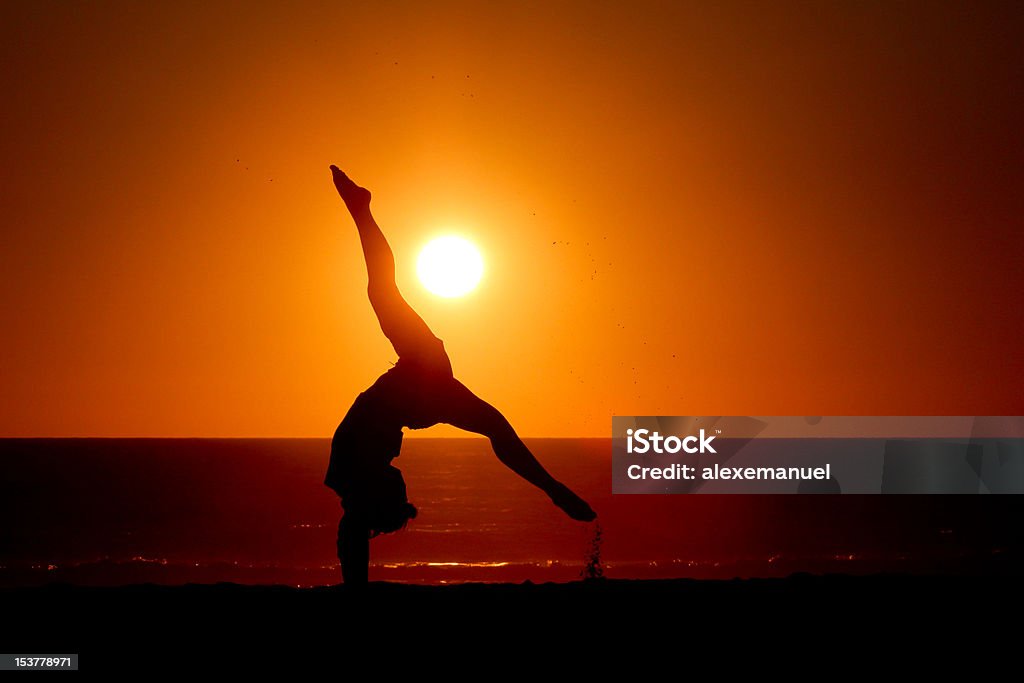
[324,335,453,494]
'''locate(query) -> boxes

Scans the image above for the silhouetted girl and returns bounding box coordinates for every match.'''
[326,166,596,584]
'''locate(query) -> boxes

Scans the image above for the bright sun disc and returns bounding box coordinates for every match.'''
[417,235,484,297]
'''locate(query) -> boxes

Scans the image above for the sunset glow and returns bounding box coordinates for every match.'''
[0,3,1020,438]
[417,235,484,298]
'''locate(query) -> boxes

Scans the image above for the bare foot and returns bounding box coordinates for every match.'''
[330,165,371,216]
[549,482,597,522]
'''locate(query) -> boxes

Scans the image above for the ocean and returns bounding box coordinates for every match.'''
[1,438,1018,587]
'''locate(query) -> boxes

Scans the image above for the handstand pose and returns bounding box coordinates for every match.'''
[325,165,597,584]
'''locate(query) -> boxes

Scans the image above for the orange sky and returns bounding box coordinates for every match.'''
[1,1,1022,437]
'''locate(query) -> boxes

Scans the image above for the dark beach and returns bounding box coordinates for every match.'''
[5,573,1020,669]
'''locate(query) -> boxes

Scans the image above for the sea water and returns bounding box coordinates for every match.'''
[1,438,1016,587]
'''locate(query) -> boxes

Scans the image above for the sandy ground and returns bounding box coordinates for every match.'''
[3,573,1019,672]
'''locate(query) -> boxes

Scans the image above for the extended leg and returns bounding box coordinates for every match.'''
[440,379,596,521]
[331,166,442,360]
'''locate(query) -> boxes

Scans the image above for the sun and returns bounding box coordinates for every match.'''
[417,235,484,298]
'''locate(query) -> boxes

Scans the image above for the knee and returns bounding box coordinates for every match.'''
[485,415,518,444]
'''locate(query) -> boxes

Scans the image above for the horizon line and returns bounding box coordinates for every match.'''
[0,434,612,440]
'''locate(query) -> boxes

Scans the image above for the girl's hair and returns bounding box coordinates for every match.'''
[368,501,418,538]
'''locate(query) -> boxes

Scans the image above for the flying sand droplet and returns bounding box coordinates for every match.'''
[581,522,604,580]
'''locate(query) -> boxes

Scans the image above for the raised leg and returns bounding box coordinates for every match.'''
[331,165,446,363]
